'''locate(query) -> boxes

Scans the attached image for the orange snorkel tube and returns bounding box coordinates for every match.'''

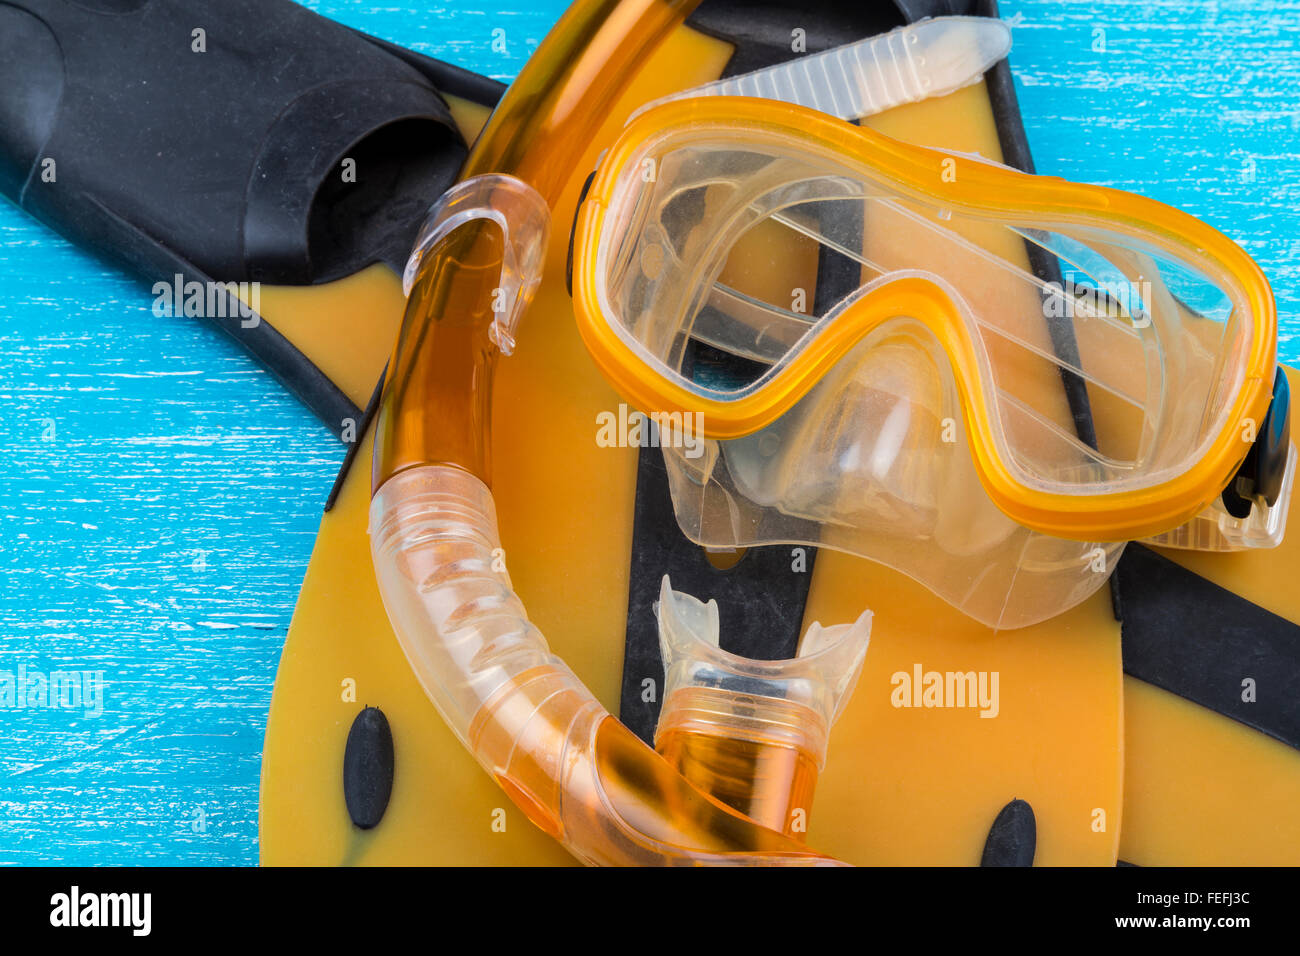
[368,0,848,865]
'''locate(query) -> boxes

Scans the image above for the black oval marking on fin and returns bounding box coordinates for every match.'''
[981,798,1036,866]
[343,706,395,830]
[1117,544,1300,751]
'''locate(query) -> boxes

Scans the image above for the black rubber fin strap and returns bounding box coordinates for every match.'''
[685,1,906,77]
[977,0,1120,619]
[894,0,978,18]
[978,0,1100,456]
[1116,544,1300,752]
[325,367,387,513]
[617,450,816,743]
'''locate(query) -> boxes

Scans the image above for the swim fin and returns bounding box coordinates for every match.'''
[0,0,504,438]
[261,0,1127,866]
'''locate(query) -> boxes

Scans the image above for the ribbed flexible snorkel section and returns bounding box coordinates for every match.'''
[370,465,578,749]
[370,464,840,865]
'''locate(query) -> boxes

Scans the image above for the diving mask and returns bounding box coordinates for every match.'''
[572,97,1290,628]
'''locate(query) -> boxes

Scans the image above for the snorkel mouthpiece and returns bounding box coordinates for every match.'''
[655,578,871,837]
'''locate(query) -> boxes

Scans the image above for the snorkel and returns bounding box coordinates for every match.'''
[368,0,867,865]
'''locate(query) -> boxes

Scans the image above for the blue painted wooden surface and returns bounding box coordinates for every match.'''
[0,0,1294,865]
